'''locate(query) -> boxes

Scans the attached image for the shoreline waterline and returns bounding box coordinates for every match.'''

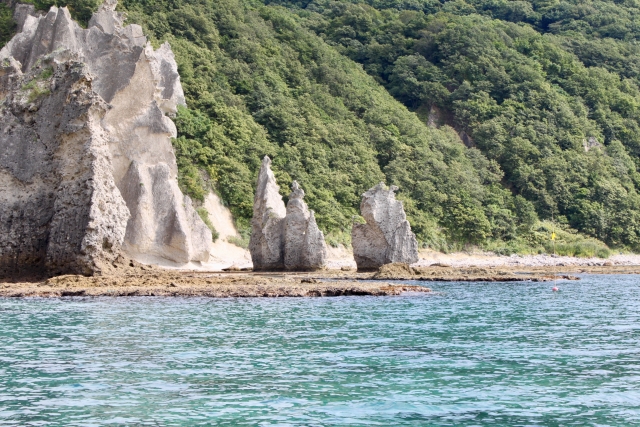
[5,262,640,298]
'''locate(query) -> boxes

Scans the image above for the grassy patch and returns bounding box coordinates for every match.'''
[325,229,351,248]
[196,207,219,242]
[228,234,249,249]
[26,86,50,103]
[549,242,611,259]
[39,67,53,79]
[484,221,612,258]
[21,67,55,103]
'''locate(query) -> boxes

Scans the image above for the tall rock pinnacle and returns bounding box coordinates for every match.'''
[351,183,419,270]
[249,158,327,271]
[284,181,327,271]
[249,156,287,270]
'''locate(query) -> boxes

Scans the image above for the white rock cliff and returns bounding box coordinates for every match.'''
[351,183,419,270]
[0,1,211,276]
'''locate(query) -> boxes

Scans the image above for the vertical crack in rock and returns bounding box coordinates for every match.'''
[352,183,419,270]
[0,1,211,276]
[249,157,327,271]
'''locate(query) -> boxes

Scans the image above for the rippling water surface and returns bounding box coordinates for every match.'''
[1,275,640,426]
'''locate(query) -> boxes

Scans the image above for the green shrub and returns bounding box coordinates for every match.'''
[196,207,219,242]
[22,0,101,27]
[325,229,351,248]
[0,4,15,47]
[228,235,250,249]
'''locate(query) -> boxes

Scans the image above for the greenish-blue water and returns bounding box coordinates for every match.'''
[1,276,640,426]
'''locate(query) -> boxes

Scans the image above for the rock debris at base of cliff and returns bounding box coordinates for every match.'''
[0,272,431,297]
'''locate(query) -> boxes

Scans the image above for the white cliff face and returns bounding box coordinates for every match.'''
[351,183,419,270]
[0,59,130,276]
[0,1,211,275]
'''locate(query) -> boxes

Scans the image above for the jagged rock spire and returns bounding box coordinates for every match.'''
[284,181,327,271]
[351,183,418,270]
[249,156,287,270]
[249,160,327,271]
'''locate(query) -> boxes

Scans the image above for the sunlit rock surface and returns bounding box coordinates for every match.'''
[249,158,327,271]
[284,181,327,271]
[249,156,287,271]
[0,0,211,276]
[351,183,419,270]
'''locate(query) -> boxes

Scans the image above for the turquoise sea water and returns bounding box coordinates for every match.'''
[1,275,640,426]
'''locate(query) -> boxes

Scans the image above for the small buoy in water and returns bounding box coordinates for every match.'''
[552,286,559,292]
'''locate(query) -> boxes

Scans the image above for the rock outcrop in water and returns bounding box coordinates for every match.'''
[0,0,211,276]
[351,183,419,270]
[249,157,326,271]
[284,181,327,271]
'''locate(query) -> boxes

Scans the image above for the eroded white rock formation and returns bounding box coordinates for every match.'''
[351,183,419,270]
[0,1,211,275]
[284,181,327,271]
[249,157,326,271]
[249,156,287,270]
[0,59,130,276]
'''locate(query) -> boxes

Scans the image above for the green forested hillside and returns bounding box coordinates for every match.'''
[3,0,640,255]
[134,0,517,249]
[266,0,640,251]
[121,0,533,249]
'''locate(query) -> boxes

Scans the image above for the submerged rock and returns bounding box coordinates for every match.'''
[351,183,419,270]
[249,156,287,270]
[0,1,211,276]
[284,181,327,271]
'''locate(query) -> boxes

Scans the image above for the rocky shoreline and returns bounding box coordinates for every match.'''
[0,271,432,298]
[3,0,636,287]
[412,251,640,269]
[9,260,640,298]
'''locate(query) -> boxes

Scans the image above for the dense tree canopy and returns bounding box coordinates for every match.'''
[268,0,640,250]
[120,0,535,250]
